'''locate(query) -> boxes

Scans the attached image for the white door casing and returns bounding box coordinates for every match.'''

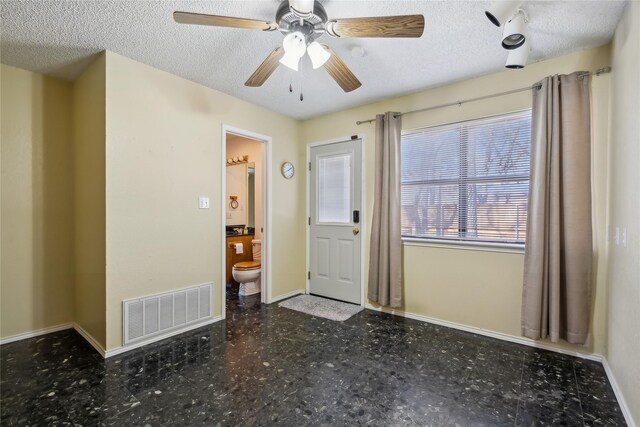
[309,139,362,305]
[221,125,272,318]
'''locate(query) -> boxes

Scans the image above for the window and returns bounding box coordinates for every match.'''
[318,153,351,223]
[401,110,531,245]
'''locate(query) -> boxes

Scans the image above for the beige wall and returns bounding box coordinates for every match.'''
[104,51,304,350]
[226,134,264,239]
[301,45,612,355]
[72,54,107,348]
[607,1,640,421]
[0,65,75,338]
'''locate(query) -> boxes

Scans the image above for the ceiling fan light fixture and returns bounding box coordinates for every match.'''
[485,0,523,27]
[279,51,301,71]
[279,31,306,70]
[307,41,330,69]
[501,10,528,50]
[505,38,530,69]
[282,31,306,57]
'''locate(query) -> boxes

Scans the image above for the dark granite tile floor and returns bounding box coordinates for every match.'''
[1,288,626,426]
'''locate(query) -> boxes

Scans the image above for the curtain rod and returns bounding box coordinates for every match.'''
[355,66,612,125]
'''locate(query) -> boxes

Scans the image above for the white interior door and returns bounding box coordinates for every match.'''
[309,139,362,305]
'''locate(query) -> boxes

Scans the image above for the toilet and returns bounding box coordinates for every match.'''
[232,239,261,296]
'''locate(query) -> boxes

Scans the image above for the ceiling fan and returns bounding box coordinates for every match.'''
[174,0,425,93]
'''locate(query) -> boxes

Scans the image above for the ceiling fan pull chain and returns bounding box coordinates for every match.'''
[299,64,304,101]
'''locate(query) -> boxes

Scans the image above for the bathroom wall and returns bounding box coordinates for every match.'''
[301,45,612,356]
[226,134,264,239]
[0,65,75,339]
[606,1,640,422]
[105,51,304,350]
[225,164,248,227]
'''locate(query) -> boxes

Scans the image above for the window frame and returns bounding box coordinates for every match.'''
[400,109,531,253]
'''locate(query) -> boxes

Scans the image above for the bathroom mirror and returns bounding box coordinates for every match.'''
[247,164,255,228]
[225,162,256,234]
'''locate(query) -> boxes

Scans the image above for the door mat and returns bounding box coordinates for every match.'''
[279,294,363,321]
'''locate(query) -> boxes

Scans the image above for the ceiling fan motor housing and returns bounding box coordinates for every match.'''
[276,0,327,44]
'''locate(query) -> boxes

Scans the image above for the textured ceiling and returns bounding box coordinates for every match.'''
[0,1,626,120]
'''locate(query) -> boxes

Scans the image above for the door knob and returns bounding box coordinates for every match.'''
[352,227,360,235]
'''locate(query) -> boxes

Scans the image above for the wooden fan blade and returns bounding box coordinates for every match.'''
[321,45,362,93]
[326,15,424,38]
[245,48,285,87]
[173,11,278,31]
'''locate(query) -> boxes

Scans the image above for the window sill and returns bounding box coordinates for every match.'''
[402,237,525,254]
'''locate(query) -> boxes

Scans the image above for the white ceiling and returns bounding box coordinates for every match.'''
[0,1,626,120]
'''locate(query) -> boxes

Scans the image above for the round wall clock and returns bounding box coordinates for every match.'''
[281,161,295,179]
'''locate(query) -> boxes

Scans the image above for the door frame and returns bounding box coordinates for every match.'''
[221,125,273,319]
[306,136,366,307]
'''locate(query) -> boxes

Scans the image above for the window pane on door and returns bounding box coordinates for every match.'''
[318,153,351,223]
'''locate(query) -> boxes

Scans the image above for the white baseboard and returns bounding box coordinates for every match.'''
[602,357,637,427]
[0,323,74,345]
[104,315,223,358]
[364,304,603,362]
[2,316,224,359]
[270,289,304,304]
[72,322,106,358]
[366,305,636,425]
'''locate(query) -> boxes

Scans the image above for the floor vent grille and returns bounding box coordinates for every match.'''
[123,284,213,345]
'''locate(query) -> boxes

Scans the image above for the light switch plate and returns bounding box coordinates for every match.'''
[199,197,210,209]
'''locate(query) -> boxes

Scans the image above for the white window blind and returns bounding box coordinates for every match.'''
[401,110,531,244]
[318,153,351,223]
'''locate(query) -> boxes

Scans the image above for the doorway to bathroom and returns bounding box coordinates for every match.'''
[222,125,272,318]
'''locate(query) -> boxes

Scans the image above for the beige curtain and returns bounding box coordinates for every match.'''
[368,112,402,308]
[522,72,592,344]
